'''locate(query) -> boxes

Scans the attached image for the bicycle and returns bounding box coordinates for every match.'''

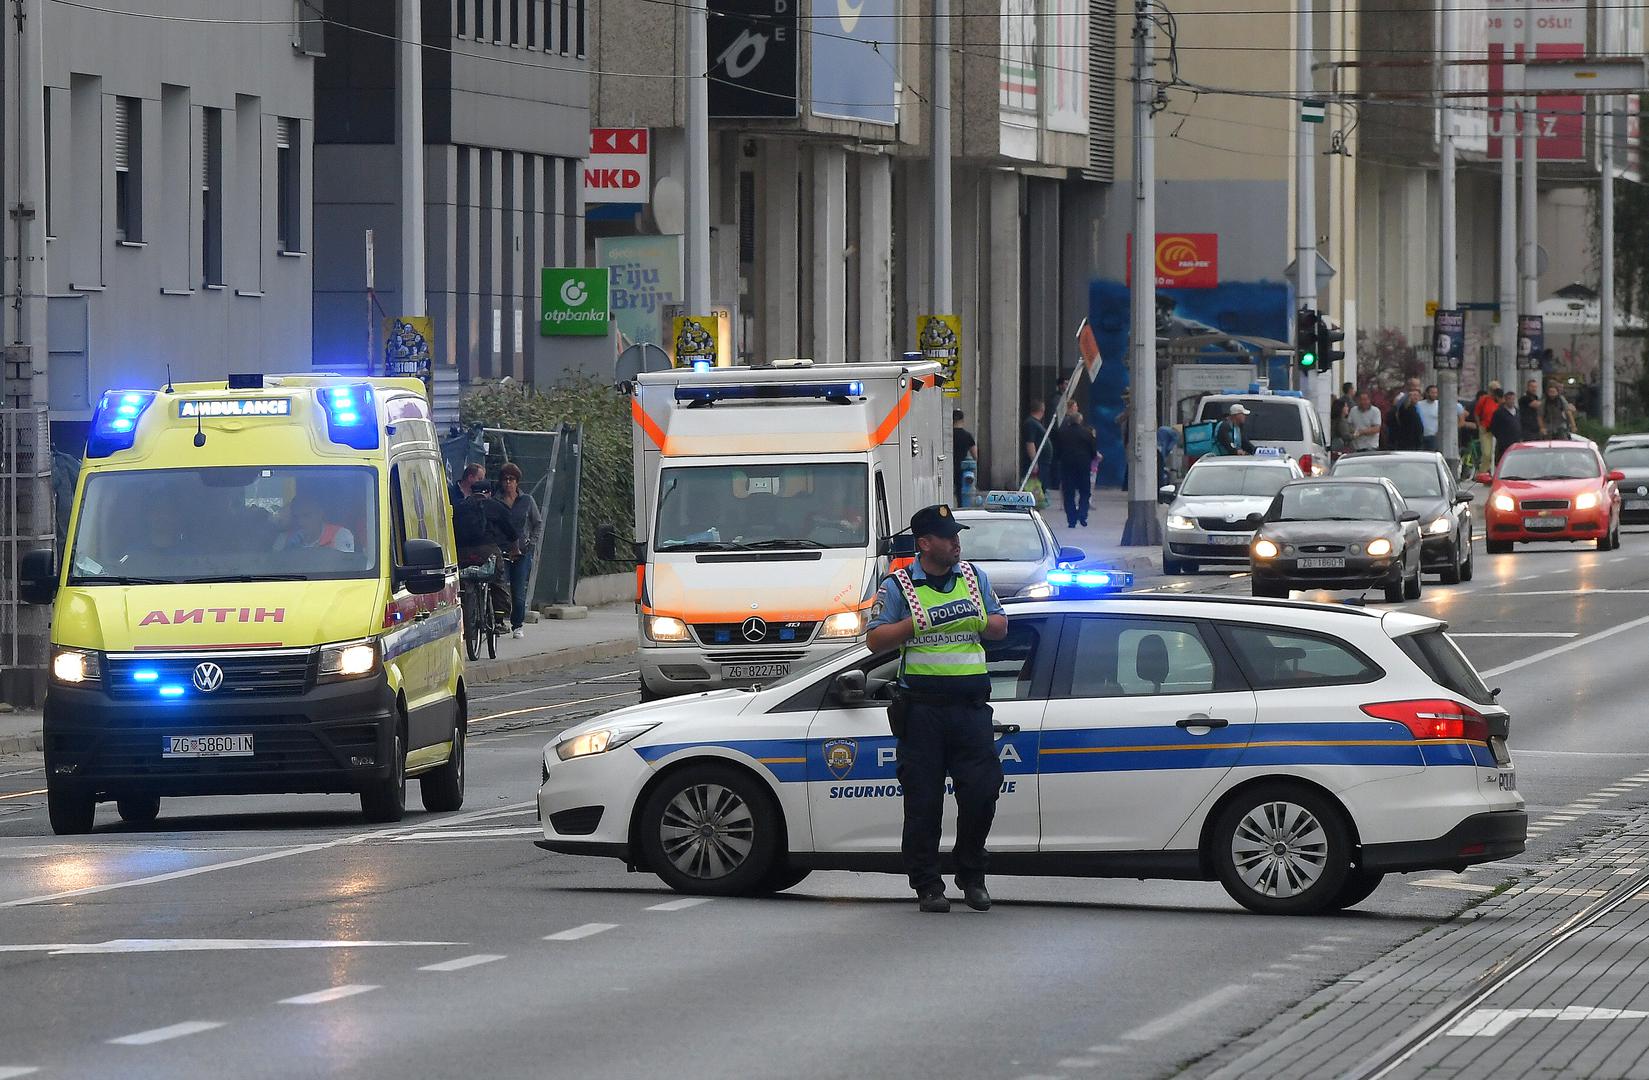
[1458,436,1483,482]
[460,556,499,662]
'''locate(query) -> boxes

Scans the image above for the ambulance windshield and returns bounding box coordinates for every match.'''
[654,463,870,552]
[67,465,379,584]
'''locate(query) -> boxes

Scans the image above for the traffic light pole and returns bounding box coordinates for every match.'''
[1294,0,1316,402]
[1436,0,1459,474]
[1121,0,1160,547]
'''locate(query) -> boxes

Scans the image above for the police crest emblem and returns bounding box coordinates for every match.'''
[823,738,858,780]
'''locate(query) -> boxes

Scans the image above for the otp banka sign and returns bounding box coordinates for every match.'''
[708,0,799,118]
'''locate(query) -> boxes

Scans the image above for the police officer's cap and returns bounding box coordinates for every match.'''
[910,504,967,539]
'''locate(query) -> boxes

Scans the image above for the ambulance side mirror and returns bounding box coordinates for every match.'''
[596,523,642,564]
[831,669,869,706]
[18,549,56,606]
[398,538,446,596]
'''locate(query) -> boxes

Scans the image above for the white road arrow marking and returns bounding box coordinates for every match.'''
[1447,1006,1649,1037]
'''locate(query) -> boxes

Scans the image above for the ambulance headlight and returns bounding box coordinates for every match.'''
[555,722,660,761]
[319,639,380,680]
[819,611,864,638]
[646,616,690,642]
[51,647,101,684]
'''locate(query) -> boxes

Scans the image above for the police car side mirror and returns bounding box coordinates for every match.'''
[1057,546,1085,565]
[832,670,869,706]
[18,548,56,606]
[879,534,916,558]
[1157,484,1177,505]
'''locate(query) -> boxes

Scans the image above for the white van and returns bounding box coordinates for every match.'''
[1192,391,1331,475]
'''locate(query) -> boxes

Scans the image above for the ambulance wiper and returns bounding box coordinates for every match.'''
[185,573,312,582]
[655,541,740,552]
[70,574,172,585]
[737,539,827,549]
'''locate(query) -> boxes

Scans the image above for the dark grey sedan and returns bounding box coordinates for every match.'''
[1250,477,1424,603]
[1330,450,1475,583]
[1604,437,1649,524]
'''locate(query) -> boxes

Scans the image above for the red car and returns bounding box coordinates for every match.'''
[1476,440,1625,553]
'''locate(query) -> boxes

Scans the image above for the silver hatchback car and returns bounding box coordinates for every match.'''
[1160,455,1304,574]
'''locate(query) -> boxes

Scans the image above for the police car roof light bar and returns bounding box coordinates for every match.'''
[314,384,380,450]
[86,390,157,458]
[1045,568,1134,592]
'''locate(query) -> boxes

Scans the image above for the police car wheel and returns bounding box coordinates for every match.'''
[639,765,781,897]
[1212,784,1352,916]
[1329,868,1385,911]
[46,780,96,835]
[116,795,161,824]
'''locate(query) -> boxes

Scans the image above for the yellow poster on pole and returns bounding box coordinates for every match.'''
[382,316,435,389]
[671,314,721,368]
[916,314,963,397]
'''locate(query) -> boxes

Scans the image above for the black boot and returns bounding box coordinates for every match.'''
[959,882,991,911]
[917,889,951,913]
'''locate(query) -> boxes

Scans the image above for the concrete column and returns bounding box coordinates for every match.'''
[986,170,1023,492]
[856,153,893,366]
[811,145,847,365]
[426,146,460,375]
[1024,180,1061,401]
[503,151,525,379]
[897,159,931,360]
[953,167,983,475]
[758,140,799,359]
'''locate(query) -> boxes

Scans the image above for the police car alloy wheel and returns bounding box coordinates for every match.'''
[639,764,781,896]
[1212,783,1352,915]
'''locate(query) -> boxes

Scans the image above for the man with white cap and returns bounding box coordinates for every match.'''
[1214,402,1257,456]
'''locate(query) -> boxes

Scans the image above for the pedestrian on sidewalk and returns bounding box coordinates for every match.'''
[450,463,483,507]
[952,409,977,507]
[1053,401,1099,528]
[1519,378,1543,442]
[1390,378,1424,451]
[1330,397,1356,456]
[1490,389,1522,467]
[495,462,543,640]
[1021,401,1048,502]
[1350,390,1383,451]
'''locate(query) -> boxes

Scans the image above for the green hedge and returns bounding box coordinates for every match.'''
[460,377,635,578]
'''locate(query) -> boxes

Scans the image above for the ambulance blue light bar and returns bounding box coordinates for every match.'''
[674,381,865,403]
[315,384,379,450]
[1046,568,1134,592]
[86,390,157,458]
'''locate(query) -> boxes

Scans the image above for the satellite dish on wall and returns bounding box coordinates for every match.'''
[653,177,685,235]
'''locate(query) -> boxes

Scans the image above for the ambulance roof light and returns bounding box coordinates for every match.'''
[86,390,157,458]
[314,384,379,449]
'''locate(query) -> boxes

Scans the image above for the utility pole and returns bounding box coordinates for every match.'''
[397,0,425,320]
[931,0,952,313]
[1519,9,1538,355]
[1598,17,1617,427]
[1121,0,1159,546]
[1436,0,1459,472]
[1295,0,1316,405]
[684,0,711,313]
[1497,65,1517,395]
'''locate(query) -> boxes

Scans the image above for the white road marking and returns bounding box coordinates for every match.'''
[647,897,713,912]
[1449,632,1578,639]
[0,769,42,779]
[1411,877,1497,893]
[383,826,543,842]
[1122,984,1250,1042]
[1251,972,1289,981]
[1302,944,1336,952]
[1267,963,1301,970]
[1085,1045,1128,1054]
[0,801,535,907]
[109,1021,224,1046]
[1447,1006,1649,1037]
[544,923,618,942]
[1482,611,1649,680]
[419,953,506,972]
[0,1068,38,1079]
[0,938,459,956]
[280,984,380,1005]
[1057,1058,1102,1069]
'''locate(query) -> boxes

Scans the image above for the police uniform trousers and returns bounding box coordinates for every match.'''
[896,697,1003,892]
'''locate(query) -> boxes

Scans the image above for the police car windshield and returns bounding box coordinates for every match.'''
[1333,460,1443,498]
[957,516,1045,561]
[1605,445,1649,469]
[67,465,379,585]
[1180,464,1292,498]
[654,463,869,551]
[1274,483,1394,522]
[1197,400,1305,441]
[1498,447,1599,481]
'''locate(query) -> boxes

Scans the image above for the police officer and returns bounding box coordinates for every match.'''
[866,504,1008,913]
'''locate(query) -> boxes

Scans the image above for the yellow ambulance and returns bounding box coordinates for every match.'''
[20,374,466,834]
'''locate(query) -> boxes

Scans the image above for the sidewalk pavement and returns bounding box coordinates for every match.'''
[1029,486,1165,577]
[0,602,641,760]
[1189,802,1649,1079]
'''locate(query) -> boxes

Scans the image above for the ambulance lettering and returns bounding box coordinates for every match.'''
[138,607,286,626]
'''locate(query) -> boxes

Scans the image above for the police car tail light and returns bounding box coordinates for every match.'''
[315,384,380,450]
[819,611,864,638]
[1361,699,1490,743]
[86,391,156,458]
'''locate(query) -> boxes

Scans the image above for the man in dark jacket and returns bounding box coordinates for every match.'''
[1489,389,1522,467]
[1390,378,1425,450]
[1519,378,1543,441]
[1052,402,1099,528]
[455,480,518,622]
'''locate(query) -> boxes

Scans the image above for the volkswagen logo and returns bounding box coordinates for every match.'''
[191,661,224,693]
[740,617,768,643]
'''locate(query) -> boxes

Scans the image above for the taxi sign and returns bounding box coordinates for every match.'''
[983,490,1037,510]
[1254,446,1285,458]
[178,398,293,419]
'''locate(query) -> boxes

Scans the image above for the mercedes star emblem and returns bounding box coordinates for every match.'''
[741,617,768,643]
[191,661,224,693]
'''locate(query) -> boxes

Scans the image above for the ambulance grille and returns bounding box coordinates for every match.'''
[700,649,807,664]
[693,621,816,646]
[105,651,314,698]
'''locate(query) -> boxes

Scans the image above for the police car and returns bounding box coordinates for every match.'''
[536,592,1525,915]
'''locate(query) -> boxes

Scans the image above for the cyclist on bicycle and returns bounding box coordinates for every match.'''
[454,478,517,625]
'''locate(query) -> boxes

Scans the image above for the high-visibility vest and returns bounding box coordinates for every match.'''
[891,562,988,679]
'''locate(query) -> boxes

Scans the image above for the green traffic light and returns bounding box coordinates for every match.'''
[1301,352,1317,368]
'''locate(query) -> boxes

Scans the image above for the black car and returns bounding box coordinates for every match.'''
[1250,477,1424,603]
[1330,450,1475,583]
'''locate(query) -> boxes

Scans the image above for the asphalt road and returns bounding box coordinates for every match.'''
[2,530,1648,1080]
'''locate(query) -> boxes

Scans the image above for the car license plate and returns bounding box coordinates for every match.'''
[1209,534,1248,545]
[1297,556,1346,569]
[163,734,253,759]
[1524,515,1566,529]
[721,663,789,682]
[1627,499,1649,510]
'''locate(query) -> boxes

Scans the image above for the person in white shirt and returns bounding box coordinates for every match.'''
[1349,390,1384,451]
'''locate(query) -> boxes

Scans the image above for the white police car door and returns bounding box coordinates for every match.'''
[805,617,1054,853]
[1038,614,1258,851]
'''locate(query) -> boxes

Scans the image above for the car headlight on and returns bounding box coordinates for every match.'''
[1253,538,1280,559]
[819,611,865,638]
[51,647,100,684]
[1366,537,1393,558]
[1017,582,1055,598]
[555,722,660,761]
[1575,491,1599,511]
[319,639,380,680]
[1166,514,1197,531]
[1426,517,1452,536]
[1491,493,1515,512]
[646,615,690,642]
